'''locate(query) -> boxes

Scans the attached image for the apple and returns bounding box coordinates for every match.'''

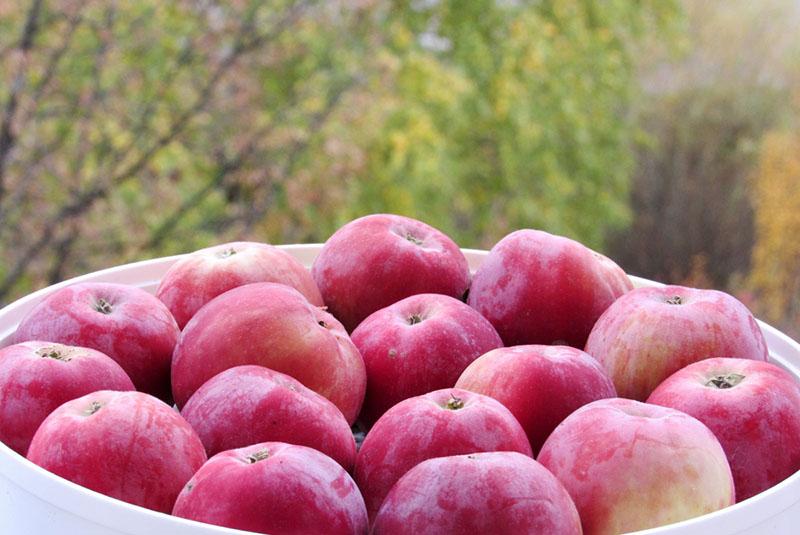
[311,214,470,332]
[538,398,734,535]
[13,282,180,400]
[0,341,135,455]
[351,293,503,425]
[26,390,206,514]
[455,344,616,454]
[354,388,532,521]
[156,241,323,329]
[467,229,632,348]
[585,285,769,401]
[647,357,800,502]
[171,282,366,423]
[181,365,357,470]
[372,451,581,535]
[172,442,368,535]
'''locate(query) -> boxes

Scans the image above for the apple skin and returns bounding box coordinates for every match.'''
[647,357,800,502]
[372,451,581,535]
[26,390,206,514]
[13,282,180,400]
[585,285,769,401]
[172,442,368,535]
[467,229,632,348]
[181,365,357,470]
[455,344,616,454]
[156,241,323,329]
[311,214,470,332]
[354,388,532,522]
[0,341,135,456]
[538,398,734,535]
[351,293,503,425]
[171,282,366,424]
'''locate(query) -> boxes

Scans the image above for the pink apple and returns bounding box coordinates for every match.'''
[311,214,470,331]
[538,398,734,534]
[14,282,180,400]
[171,282,366,423]
[455,345,616,454]
[648,357,800,501]
[585,285,769,401]
[0,341,135,455]
[467,229,632,348]
[26,390,206,514]
[156,241,323,329]
[172,442,368,535]
[354,388,532,521]
[181,365,357,470]
[372,451,581,535]
[351,293,503,425]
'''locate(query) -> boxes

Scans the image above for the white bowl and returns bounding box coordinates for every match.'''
[1,245,799,534]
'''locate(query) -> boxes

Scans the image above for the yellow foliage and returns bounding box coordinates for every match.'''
[749,130,800,324]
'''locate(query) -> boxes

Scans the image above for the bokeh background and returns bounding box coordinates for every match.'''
[1,0,799,337]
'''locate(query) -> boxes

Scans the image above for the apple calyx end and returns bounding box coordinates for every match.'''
[405,233,424,246]
[665,295,684,305]
[705,373,745,389]
[84,400,103,416]
[246,448,271,464]
[36,346,71,362]
[93,298,113,314]
[408,314,423,325]
[216,247,237,259]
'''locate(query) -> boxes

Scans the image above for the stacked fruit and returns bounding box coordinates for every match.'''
[1,213,799,535]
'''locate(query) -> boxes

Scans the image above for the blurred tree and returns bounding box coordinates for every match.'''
[609,0,800,290]
[0,0,677,304]
[749,129,800,333]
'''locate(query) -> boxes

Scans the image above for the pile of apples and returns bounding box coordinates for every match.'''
[2,213,800,535]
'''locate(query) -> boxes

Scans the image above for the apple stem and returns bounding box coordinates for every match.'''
[246,449,271,463]
[705,373,746,389]
[445,395,465,410]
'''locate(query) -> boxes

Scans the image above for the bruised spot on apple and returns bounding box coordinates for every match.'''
[585,285,769,401]
[648,357,800,502]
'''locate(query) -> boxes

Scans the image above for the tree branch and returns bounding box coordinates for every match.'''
[0,0,44,204]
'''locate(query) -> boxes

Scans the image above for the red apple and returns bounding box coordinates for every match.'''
[181,365,357,470]
[351,293,503,425]
[372,451,581,535]
[647,357,800,502]
[156,241,323,329]
[455,344,616,454]
[13,282,180,400]
[585,285,769,400]
[354,388,532,522]
[311,214,470,331]
[26,390,206,514]
[172,442,368,535]
[0,341,135,455]
[538,398,734,534]
[171,282,366,423]
[467,229,632,348]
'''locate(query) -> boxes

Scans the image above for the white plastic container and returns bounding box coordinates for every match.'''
[1,245,799,534]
